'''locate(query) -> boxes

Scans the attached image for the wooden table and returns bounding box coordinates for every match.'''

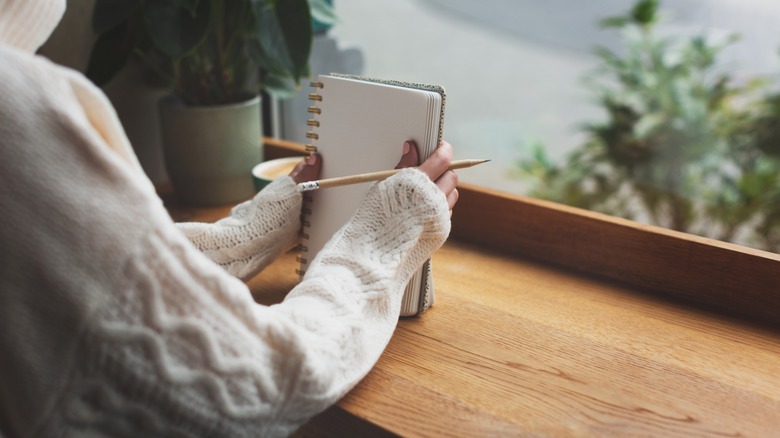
[164,139,780,437]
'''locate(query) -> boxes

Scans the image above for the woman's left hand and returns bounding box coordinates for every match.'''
[289,154,322,183]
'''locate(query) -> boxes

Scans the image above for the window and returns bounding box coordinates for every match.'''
[304,0,780,254]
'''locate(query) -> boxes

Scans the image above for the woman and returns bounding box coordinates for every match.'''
[0,0,458,436]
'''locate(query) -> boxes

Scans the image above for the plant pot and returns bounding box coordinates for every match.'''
[159,95,262,205]
[104,60,170,184]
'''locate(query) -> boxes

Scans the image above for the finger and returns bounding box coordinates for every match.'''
[435,169,458,196]
[446,188,459,210]
[418,141,453,182]
[436,170,458,209]
[289,153,321,183]
[288,158,308,178]
[395,140,419,169]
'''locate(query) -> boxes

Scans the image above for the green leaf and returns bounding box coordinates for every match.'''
[144,0,210,59]
[634,113,665,139]
[308,0,337,27]
[740,173,766,198]
[168,0,201,14]
[631,0,658,25]
[92,0,139,33]
[599,16,630,29]
[253,0,312,83]
[247,39,286,76]
[85,20,134,86]
[263,72,300,99]
[593,46,625,70]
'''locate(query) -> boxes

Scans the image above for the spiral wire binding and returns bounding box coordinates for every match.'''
[297,81,323,277]
[297,75,442,315]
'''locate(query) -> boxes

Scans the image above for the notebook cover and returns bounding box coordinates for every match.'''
[299,74,446,316]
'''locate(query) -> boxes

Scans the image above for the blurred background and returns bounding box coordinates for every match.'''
[309,0,780,252]
[41,0,780,252]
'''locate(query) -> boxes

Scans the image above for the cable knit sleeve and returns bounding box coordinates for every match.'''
[0,37,452,438]
[55,169,450,437]
[274,168,452,402]
[176,176,303,280]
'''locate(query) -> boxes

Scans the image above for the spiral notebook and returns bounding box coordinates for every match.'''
[298,74,446,316]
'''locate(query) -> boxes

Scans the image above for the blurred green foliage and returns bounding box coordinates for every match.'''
[86,0,336,105]
[519,0,780,251]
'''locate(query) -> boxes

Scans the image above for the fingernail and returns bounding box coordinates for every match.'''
[403,141,411,155]
[306,154,317,165]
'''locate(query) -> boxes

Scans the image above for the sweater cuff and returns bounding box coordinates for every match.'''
[177,175,302,280]
[304,167,451,288]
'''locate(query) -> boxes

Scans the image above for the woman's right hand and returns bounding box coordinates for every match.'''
[396,140,459,212]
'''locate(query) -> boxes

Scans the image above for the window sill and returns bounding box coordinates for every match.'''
[164,138,780,436]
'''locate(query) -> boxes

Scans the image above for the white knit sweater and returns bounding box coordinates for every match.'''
[0,2,451,436]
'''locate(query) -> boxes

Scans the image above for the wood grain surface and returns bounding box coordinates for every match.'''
[242,244,780,437]
[160,139,780,436]
[452,183,780,330]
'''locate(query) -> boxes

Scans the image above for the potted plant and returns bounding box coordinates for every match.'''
[517,0,780,251]
[86,0,335,205]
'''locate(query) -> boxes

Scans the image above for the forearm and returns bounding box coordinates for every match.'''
[66,170,448,435]
[272,168,452,405]
[176,176,303,280]
[20,169,447,437]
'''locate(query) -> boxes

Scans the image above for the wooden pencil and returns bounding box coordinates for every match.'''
[296,159,490,192]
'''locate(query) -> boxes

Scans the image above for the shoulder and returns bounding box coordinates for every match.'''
[0,45,108,123]
[0,46,79,130]
[0,45,63,97]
